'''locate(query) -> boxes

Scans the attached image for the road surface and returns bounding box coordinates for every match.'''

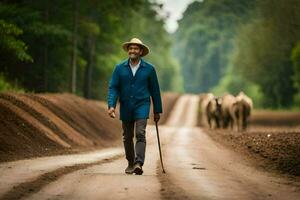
[1,94,300,200]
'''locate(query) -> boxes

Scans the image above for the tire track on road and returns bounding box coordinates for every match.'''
[0,154,123,200]
[0,148,123,198]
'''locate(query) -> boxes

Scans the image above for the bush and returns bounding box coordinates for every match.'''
[0,74,25,93]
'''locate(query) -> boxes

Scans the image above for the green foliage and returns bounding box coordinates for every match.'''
[79,20,100,37]
[230,0,300,108]
[0,19,32,62]
[173,0,255,93]
[291,43,300,91]
[0,0,183,99]
[0,73,25,93]
[291,43,300,108]
[175,0,300,108]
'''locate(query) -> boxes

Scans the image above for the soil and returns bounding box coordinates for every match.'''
[200,109,300,177]
[0,92,179,163]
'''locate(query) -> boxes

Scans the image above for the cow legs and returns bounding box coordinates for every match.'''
[215,116,220,128]
[222,116,229,129]
[208,116,212,129]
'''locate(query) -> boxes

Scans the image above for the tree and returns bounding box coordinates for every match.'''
[231,0,300,107]
[173,0,255,93]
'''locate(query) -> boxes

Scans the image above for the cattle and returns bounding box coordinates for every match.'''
[234,92,253,131]
[206,97,222,129]
[199,93,214,127]
[220,93,236,129]
[221,92,253,131]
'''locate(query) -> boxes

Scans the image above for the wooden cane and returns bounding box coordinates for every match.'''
[155,121,166,173]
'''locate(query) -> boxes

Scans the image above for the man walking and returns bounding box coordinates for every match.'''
[107,38,163,175]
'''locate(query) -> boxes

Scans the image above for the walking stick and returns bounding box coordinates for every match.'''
[155,121,166,173]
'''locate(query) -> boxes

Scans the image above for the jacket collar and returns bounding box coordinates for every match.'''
[125,58,146,68]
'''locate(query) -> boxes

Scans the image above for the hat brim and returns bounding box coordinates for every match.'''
[122,42,149,57]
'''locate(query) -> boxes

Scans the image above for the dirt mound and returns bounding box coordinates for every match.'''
[0,93,123,162]
[202,110,300,177]
[0,92,179,163]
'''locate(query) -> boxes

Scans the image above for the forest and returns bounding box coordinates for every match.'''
[0,0,183,99]
[174,0,300,108]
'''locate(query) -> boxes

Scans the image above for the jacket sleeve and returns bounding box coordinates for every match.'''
[148,67,163,113]
[107,65,120,109]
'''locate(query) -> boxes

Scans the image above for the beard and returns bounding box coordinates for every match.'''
[129,53,140,60]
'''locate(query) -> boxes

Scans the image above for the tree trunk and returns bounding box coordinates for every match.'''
[43,0,49,91]
[70,0,78,94]
[83,37,95,99]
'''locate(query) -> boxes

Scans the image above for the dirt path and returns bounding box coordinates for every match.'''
[0,148,123,199]
[1,94,300,199]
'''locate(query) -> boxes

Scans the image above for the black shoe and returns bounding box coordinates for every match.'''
[125,164,134,174]
[133,162,143,175]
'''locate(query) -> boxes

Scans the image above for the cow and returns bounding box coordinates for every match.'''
[221,92,253,131]
[206,97,222,129]
[220,93,236,129]
[199,93,214,127]
[234,92,253,131]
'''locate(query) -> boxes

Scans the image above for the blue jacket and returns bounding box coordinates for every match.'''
[107,58,163,121]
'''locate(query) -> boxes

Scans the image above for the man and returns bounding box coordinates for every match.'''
[107,38,163,175]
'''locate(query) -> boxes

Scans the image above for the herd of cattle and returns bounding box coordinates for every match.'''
[199,92,253,131]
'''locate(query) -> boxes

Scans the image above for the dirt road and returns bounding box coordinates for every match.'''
[1,94,300,199]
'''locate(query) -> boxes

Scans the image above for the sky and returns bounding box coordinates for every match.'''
[157,0,199,33]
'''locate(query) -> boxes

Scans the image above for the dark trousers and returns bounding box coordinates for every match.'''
[122,119,147,166]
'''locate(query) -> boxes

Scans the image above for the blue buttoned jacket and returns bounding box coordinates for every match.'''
[107,58,163,121]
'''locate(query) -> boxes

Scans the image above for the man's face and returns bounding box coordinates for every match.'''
[128,44,143,59]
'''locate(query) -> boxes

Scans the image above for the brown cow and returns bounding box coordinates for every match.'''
[221,92,253,131]
[199,93,214,127]
[220,93,236,129]
[234,92,253,131]
[206,97,222,129]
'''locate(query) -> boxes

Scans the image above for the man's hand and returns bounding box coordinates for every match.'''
[108,107,116,118]
[154,113,160,122]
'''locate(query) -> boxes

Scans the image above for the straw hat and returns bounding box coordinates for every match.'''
[122,38,150,57]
